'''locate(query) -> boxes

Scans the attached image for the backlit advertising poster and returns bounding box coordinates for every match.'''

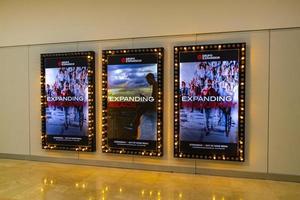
[174,43,246,161]
[102,48,163,156]
[41,52,96,151]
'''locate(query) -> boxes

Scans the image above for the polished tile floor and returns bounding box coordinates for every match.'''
[0,159,299,200]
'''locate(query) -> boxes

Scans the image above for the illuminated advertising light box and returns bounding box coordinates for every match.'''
[174,43,246,161]
[102,48,163,156]
[41,52,96,151]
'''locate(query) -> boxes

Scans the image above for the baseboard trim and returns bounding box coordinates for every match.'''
[0,153,299,183]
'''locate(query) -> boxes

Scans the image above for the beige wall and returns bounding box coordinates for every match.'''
[269,29,300,175]
[0,0,300,47]
[0,1,299,177]
[0,46,29,155]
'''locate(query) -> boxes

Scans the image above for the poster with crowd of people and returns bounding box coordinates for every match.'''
[174,44,245,160]
[41,52,95,151]
[102,48,163,155]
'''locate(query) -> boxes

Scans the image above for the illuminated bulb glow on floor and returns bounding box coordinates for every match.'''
[0,159,299,200]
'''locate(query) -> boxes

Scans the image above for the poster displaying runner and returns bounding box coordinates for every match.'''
[41,52,96,151]
[174,43,246,161]
[102,48,163,156]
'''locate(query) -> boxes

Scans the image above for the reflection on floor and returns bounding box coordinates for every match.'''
[0,159,299,200]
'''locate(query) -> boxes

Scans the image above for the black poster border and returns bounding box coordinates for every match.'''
[173,43,246,162]
[102,48,164,157]
[41,51,96,152]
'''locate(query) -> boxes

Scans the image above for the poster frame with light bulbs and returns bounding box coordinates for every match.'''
[102,47,164,157]
[40,51,96,152]
[173,43,246,162]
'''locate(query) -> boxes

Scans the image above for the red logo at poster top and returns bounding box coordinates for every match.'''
[121,57,126,63]
[56,60,75,67]
[120,57,142,63]
[197,54,202,60]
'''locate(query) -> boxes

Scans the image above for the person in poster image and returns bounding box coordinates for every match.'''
[146,73,158,103]
[135,73,158,140]
[180,81,189,96]
[73,80,85,131]
[201,79,217,135]
[61,82,73,129]
[180,81,189,109]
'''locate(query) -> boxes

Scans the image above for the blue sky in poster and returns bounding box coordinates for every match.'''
[108,64,157,89]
